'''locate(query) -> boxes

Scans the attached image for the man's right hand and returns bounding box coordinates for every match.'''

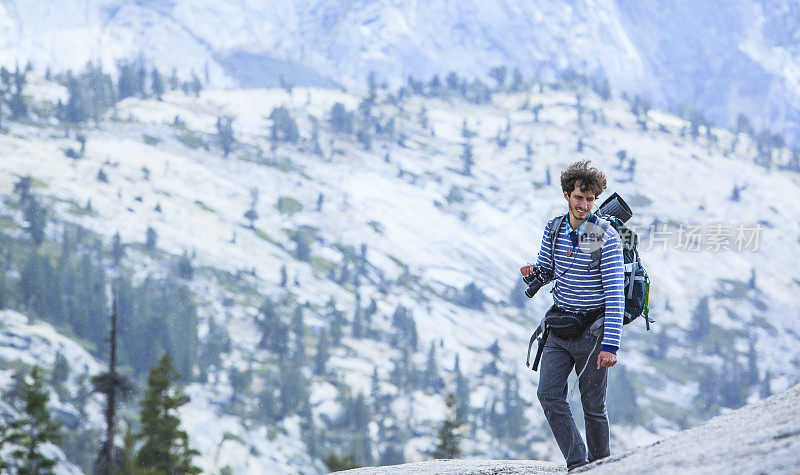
[520,264,535,277]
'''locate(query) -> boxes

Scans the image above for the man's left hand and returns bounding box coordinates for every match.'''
[597,351,617,369]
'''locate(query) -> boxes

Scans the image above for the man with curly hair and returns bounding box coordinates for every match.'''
[521,160,624,471]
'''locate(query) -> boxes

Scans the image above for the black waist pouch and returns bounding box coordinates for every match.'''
[545,305,603,340]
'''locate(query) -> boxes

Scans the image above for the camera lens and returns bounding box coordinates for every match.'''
[525,279,544,298]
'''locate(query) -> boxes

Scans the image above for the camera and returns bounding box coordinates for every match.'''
[523,266,550,298]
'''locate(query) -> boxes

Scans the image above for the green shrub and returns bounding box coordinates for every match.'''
[276,197,303,215]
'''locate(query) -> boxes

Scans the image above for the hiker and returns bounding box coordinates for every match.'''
[521,160,624,471]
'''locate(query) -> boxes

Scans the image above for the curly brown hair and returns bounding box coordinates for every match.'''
[560,159,607,197]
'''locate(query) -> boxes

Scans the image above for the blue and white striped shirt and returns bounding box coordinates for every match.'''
[535,213,625,353]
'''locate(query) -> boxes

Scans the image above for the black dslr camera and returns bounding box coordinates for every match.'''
[523,266,550,298]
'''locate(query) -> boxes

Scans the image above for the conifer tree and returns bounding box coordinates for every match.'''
[117,61,136,100]
[314,329,329,375]
[10,65,28,120]
[689,296,711,342]
[292,306,306,361]
[169,68,179,91]
[424,342,442,391]
[190,72,202,98]
[454,355,470,418]
[367,71,378,105]
[8,366,62,474]
[329,103,353,134]
[112,231,124,266]
[177,251,193,280]
[151,67,164,101]
[23,195,47,246]
[0,66,11,92]
[92,292,134,475]
[83,62,116,123]
[145,226,157,251]
[216,116,235,157]
[432,392,461,459]
[461,142,474,176]
[489,66,507,89]
[134,353,200,473]
[241,187,259,230]
[270,106,299,144]
[510,68,524,91]
[136,65,147,97]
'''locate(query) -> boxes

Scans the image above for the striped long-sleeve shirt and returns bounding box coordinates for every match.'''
[535,213,625,353]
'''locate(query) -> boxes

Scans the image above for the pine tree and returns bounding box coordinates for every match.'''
[424,342,442,391]
[760,370,772,398]
[116,61,137,100]
[23,195,47,246]
[8,366,62,474]
[134,353,200,473]
[190,72,202,98]
[489,66,507,89]
[433,393,461,459]
[689,296,711,342]
[92,292,134,475]
[169,68,179,91]
[292,306,306,361]
[315,329,329,375]
[290,227,312,261]
[10,66,28,120]
[367,71,378,105]
[83,62,116,123]
[510,68,524,92]
[135,64,148,97]
[454,355,470,418]
[178,251,193,280]
[461,142,474,176]
[280,265,288,287]
[244,187,258,229]
[145,226,157,251]
[50,352,70,388]
[391,306,418,351]
[460,282,485,309]
[112,231,124,266]
[352,291,363,338]
[216,116,235,157]
[356,120,372,150]
[329,103,353,134]
[151,67,164,101]
[270,106,299,144]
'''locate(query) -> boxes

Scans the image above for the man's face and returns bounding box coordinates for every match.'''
[563,182,596,222]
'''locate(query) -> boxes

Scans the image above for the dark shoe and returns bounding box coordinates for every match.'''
[567,461,588,472]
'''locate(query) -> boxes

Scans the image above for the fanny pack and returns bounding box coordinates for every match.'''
[526,305,604,372]
[544,305,602,340]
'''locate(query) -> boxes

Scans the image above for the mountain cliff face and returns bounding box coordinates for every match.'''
[0,0,798,142]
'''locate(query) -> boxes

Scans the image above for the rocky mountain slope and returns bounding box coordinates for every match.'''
[339,382,800,474]
[0,71,799,472]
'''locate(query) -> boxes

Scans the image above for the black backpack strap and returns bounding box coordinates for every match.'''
[532,325,549,372]
[526,324,543,368]
[547,214,568,287]
[548,214,568,265]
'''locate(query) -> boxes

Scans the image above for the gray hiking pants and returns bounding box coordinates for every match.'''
[537,324,609,470]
